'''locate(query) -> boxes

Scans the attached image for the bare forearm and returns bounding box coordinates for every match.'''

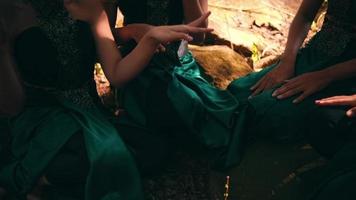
[0,47,25,116]
[92,13,158,87]
[113,24,150,44]
[112,26,133,44]
[112,36,159,85]
[321,59,356,82]
[283,0,323,63]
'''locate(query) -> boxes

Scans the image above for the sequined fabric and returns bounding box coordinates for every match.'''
[19,0,97,108]
[305,0,356,58]
[146,0,170,25]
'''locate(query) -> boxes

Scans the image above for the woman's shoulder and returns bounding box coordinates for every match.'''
[0,1,38,38]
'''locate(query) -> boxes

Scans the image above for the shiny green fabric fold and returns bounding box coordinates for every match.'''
[0,99,143,200]
[167,53,246,170]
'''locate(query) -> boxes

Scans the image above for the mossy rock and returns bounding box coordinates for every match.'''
[190,45,253,89]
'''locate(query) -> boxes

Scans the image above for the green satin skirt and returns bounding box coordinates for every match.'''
[117,44,356,171]
[0,99,143,200]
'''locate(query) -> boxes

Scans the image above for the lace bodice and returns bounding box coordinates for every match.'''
[15,0,98,107]
[117,0,184,25]
[18,0,96,90]
[305,0,356,58]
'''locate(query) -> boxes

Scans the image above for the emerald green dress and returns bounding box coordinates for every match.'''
[0,1,143,199]
[115,0,356,172]
[228,0,356,142]
[115,0,246,173]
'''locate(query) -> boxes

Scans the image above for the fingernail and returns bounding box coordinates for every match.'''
[277,95,283,99]
[272,92,277,97]
[248,95,253,100]
[293,100,298,104]
[346,111,352,117]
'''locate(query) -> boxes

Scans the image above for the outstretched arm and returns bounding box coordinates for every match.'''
[91,13,212,87]
[108,0,209,45]
[65,0,212,87]
[250,0,324,97]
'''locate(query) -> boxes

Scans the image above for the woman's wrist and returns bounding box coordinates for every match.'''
[281,51,297,63]
[142,31,160,48]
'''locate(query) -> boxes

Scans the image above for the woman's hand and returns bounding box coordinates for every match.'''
[64,0,105,24]
[250,58,295,97]
[316,95,356,118]
[145,12,213,45]
[272,70,332,103]
[131,12,212,50]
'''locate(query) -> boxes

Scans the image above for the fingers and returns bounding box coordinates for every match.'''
[316,96,349,102]
[276,87,302,100]
[155,44,166,53]
[171,25,214,34]
[315,96,354,106]
[249,77,267,98]
[272,79,298,96]
[273,79,301,99]
[157,44,166,52]
[293,90,312,104]
[250,76,265,91]
[170,32,194,42]
[346,107,356,118]
[188,11,211,27]
[250,76,277,98]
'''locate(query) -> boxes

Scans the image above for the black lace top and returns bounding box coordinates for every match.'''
[15,0,98,107]
[306,0,356,58]
[117,0,184,25]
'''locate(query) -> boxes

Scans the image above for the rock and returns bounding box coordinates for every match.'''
[190,45,253,89]
[207,0,302,57]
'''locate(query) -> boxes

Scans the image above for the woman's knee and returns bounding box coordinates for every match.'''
[306,108,349,158]
[93,138,135,171]
[46,132,89,187]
